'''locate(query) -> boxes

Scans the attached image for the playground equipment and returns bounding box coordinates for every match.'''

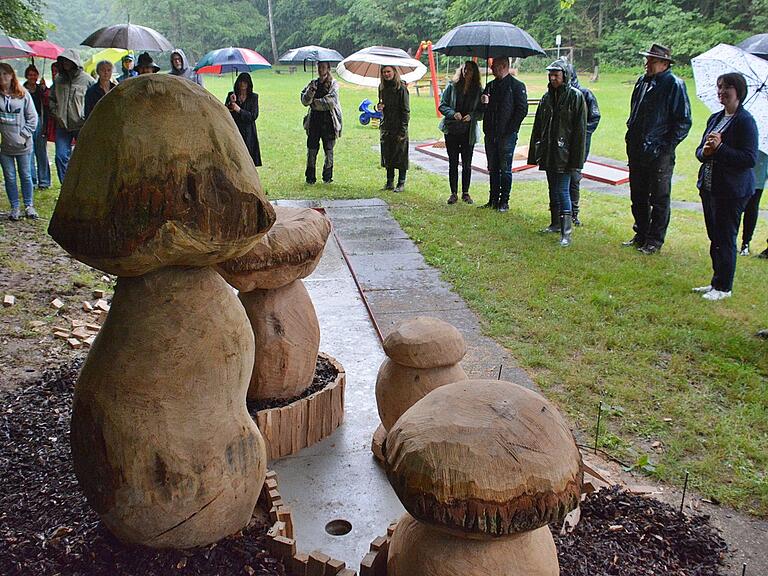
[359,98,383,126]
[414,41,441,117]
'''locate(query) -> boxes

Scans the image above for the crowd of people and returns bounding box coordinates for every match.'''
[1,41,766,300]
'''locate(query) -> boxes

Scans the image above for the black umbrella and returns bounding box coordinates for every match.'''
[278,45,343,66]
[736,34,768,60]
[82,24,174,52]
[433,21,545,59]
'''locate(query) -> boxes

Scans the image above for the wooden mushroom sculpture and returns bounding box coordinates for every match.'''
[217,205,332,401]
[385,380,582,575]
[376,317,467,431]
[48,74,275,548]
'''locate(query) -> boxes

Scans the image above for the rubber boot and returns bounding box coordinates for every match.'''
[305,148,319,184]
[541,204,559,233]
[559,211,573,247]
[497,189,510,213]
[394,170,406,193]
[322,147,334,183]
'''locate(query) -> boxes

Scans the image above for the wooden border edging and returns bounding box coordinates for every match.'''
[255,352,346,461]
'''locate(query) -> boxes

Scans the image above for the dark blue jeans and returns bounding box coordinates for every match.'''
[31,122,51,188]
[54,127,77,185]
[700,189,751,292]
[485,132,517,205]
[546,171,572,213]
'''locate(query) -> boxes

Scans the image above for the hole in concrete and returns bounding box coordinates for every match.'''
[325,519,352,536]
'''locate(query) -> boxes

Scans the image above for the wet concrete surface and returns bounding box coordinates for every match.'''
[268,198,536,569]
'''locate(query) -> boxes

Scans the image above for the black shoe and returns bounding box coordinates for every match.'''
[638,243,662,255]
[758,248,768,259]
[381,181,394,191]
[394,182,405,193]
[461,194,473,204]
[306,179,317,185]
[497,203,509,213]
[447,193,458,205]
[479,202,495,208]
[622,235,643,248]
[573,215,582,227]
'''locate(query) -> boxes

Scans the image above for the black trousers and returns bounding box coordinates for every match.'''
[306,123,335,183]
[628,153,675,246]
[445,131,474,195]
[700,189,751,292]
[741,188,763,245]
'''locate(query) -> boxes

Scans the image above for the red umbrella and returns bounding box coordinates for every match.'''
[26,40,65,60]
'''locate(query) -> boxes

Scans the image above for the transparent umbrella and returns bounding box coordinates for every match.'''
[692,43,768,154]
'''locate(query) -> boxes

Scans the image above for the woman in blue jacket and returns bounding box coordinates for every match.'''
[693,72,758,301]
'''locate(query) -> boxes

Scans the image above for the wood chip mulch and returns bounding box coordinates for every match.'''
[553,485,728,575]
[0,360,285,576]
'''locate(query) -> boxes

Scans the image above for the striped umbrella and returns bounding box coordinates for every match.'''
[194,47,272,74]
[0,35,33,59]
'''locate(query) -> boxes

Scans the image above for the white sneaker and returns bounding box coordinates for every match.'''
[702,289,732,301]
[692,285,712,293]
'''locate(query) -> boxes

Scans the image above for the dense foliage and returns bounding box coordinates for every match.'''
[27,0,768,66]
[0,0,50,39]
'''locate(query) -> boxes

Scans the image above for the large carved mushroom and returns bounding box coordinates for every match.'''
[375,316,467,431]
[48,74,275,548]
[385,379,581,574]
[217,205,332,401]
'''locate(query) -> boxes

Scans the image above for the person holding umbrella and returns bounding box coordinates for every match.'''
[478,57,528,212]
[226,72,261,168]
[438,60,482,205]
[49,49,95,184]
[528,60,586,247]
[693,72,757,301]
[301,61,342,184]
[377,65,410,192]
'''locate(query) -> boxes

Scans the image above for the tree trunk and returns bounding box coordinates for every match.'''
[267,0,279,65]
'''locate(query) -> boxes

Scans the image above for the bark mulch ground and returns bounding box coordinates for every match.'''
[0,360,285,576]
[553,485,728,575]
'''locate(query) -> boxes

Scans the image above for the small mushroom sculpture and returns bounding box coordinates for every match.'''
[48,74,275,548]
[217,205,332,401]
[376,316,467,431]
[385,380,582,575]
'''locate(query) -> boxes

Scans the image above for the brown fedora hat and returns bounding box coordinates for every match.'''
[638,43,674,63]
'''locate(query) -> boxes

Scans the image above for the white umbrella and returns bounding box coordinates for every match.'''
[691,43,768,154]
[337,46,427,87]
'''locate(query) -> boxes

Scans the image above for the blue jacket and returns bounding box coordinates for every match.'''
[695,106,757,199]
[626,68,691,163]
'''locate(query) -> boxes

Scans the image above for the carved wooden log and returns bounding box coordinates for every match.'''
[387,513,559,576]
[48,74,274,277]
[385,380,582,537]
[240,280,320,400]
[375,359,466,430]
[70,267,267,548]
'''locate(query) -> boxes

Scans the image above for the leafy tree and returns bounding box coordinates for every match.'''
[1,0,50,39]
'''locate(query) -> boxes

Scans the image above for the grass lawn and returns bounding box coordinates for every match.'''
[2,70,766,515]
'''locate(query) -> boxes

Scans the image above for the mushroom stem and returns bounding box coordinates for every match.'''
[388,513,559,575]
[71,266,266,548]
[239,279,321,401]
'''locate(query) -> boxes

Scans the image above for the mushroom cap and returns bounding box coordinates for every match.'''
[383,317,466,368]
[48,74,274,277]
[385,379,582,537]
[217,206,331,290]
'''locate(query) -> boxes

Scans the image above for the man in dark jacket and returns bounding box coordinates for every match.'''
[528,60,586,246]
[567,63,600,226]
[624,44,692,254]
[478,57,528,212]
[169,49,204,87]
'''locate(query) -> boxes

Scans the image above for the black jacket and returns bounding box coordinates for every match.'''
[226,91,261,167]
[528,67,587,172]
[570,69,600,136]
[695,106,757,199]
[479,74,528,140]
[626,68,691,163]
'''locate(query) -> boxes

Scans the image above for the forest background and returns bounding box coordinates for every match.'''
[3,0,767,70]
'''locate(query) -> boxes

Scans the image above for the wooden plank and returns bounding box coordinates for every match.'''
[307,550,330,576]
[279,405,293,457]
[289,553,309,576]
[325,558,346,574]
[359,552,378,576]
[270,535,296,558]
[277,506,294,539]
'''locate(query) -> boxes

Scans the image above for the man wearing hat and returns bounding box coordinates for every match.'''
[624,43,692,254]
[49,49,95,183]
[117,54,137,83]
[135,52,160,75]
